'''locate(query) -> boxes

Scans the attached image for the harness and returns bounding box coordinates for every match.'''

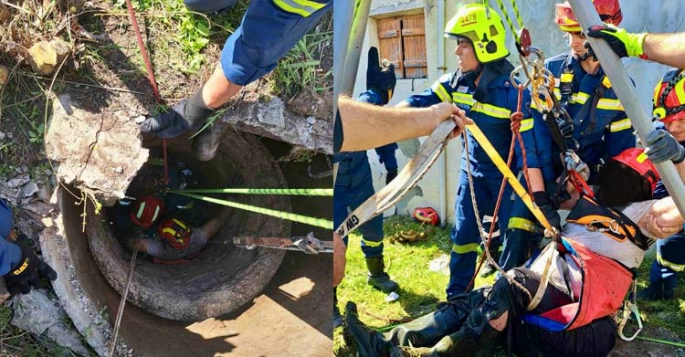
[523,195,644,332]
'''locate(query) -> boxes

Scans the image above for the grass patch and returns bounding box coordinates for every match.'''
[335,216,497,356]
[0,305,55,356]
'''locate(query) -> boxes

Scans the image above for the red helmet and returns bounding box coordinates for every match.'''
[158,218,191,250]
[554,0,622,32]
[413,207,440,226]
[597,148,659,207]
[653,69,685,123]
[611,148,660,193]
[130,196,164,228]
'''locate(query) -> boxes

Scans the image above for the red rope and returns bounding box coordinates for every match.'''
[465,84,534,292]
[125,0,169,185]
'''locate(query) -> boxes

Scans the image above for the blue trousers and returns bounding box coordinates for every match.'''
[648,233,685,288]
[499,178,556,272]
[447,172,513,299]
[0,199,22,276]
[220,0,332,86]
[334,170,385,259]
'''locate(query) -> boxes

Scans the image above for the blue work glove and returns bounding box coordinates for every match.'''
[4,235,57,295]
[366,47,396,105]
[139,87,216,138]
[586,24,647,58]
[386,169,398,185]
[533,191,561,234]
[644,129,685,164]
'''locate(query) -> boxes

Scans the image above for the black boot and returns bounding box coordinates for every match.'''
[366,255,399,293]
[343,302,390,357]
[386,289,489,348]
[334,288,343,329]
[192,119,227,161]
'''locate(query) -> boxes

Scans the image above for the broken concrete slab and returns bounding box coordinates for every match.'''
[11,289,91,356]
[44,94,148,206]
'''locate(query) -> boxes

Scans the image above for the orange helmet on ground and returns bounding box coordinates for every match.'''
[653,69,685,123]
[597,148,659,207]
[554,0,622,33]
[130,196,164,228]
[413,207,440,226]
[158,218,192,250]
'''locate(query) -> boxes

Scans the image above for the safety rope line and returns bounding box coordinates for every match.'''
[107,247,138,357]
[108,1,167,354]
[168,188,333,196]
[465,84,535,293]
[635,336,685,348]
[492,0,521,44]
[173,191,333,229]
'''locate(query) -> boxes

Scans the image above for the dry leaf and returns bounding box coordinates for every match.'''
[0,65,8,87]
[0,3,10,22]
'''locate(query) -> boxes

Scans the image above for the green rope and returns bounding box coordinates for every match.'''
[635,336,685,348]
[168,188,333,196]
[493,0,521,44]
[173,191,333,229]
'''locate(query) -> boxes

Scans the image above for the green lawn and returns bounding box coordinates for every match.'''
[334,216,685,356]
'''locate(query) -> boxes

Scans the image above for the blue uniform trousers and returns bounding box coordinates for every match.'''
[648,233,685,289]
[334,167,385,258]
[499,178,557,272]
[447,172,513,298]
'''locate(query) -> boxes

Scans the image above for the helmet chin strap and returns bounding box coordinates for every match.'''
[576,51,593,62]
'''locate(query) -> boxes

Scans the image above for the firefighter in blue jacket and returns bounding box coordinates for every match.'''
[0,199,57,302]
[139,0,332,161]
[501,0,636,273]
[400,3,532,298]
[639,69,685,301]
[334,48,399,294]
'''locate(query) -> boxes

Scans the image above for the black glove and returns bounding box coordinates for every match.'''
[386,169,398,185]
[586,25,647,59]
[3,235,57,295]
[366,47,396,105]
[139,86,216,138]
[645,129,685,164]
[533,191,561,233]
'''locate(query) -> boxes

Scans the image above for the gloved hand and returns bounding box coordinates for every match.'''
[139,87,216,138]
[366,47,396,105]
[533,191,561,235]
[586,24,647,58]
[564,151,590,181]
[3,235,57,295]
[386,169,398,185]
[644,129,685,164]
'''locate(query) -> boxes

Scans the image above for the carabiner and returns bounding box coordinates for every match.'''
[618,300,643,341]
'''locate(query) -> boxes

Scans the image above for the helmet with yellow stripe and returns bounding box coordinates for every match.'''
[444,4,509,63]
[158,218,192,250]
[554,0,622,33]
[130,196,164,228]
[653,69,685,123]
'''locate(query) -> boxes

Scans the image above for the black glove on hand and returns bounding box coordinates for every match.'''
[139,87,216,138]
[4,235,57,295]
[386,169,398,185]
[645,129,685,164]
[366,47,396,105]
[533,191,562,233]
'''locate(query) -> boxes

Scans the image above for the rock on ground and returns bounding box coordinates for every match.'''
[44,94,148,206]
[11,289,90,356]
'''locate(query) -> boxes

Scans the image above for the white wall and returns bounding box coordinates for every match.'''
[352,0,685,224]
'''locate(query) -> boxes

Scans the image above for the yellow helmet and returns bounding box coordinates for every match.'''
[444,3,509,63]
